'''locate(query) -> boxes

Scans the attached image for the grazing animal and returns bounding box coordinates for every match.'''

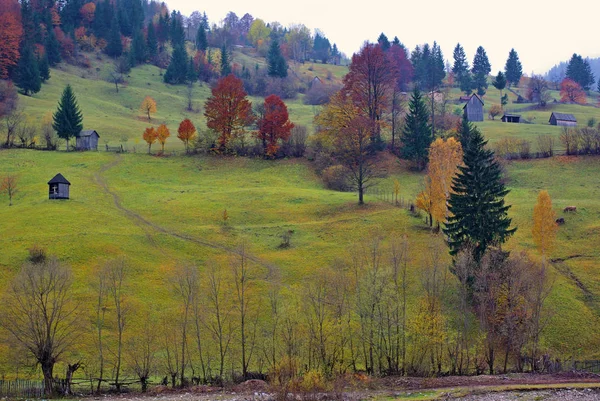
[564,206,577,212]
[556,217,565,225]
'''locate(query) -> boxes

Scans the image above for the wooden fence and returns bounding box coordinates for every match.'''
[0,379,44,398]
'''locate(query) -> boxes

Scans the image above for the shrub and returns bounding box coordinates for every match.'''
[560,128,579,155]
[322,165,351,191]
[28,245,47,264]
[494,137,532,160]
[536,135,554,157]
[281,125,308,157]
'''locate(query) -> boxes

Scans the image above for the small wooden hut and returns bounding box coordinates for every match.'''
[501,113,521,123]
[76,130,100,151]
[48,173,70,199]
[549,112,577,127]
[463,94,484,122]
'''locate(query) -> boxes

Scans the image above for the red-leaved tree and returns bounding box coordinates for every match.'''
[204,74,254,152]
[177,118,196,153]
[0,0,23,79]
[560,78,586,104]
[255,94,294,158]
[342,42,397,145]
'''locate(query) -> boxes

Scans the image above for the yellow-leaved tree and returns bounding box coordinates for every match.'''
[416,137,463,227]
[140,96,157,121]
[532,190,558,260]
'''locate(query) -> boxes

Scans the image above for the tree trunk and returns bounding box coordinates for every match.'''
[41,361,54,396]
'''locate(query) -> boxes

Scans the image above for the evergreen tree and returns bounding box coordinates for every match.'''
[187,57,197,83]
[146,22,158,60]
[460,72,473,95]
[377,33,390,51]
[492,71,506,105]
[220,44,231,76]
[452,43,471,92]
[131,29,147,65]
[472,46,491,96]
[45,27,61,66]
[196,21,207,52]
[400,88,433,170]
[331,43,340,64]
[429,41,445,90]
[444,125,516,262]
[106,16,123,57]
[163,44,188,84]
[39,53,50,82]
[118,5,132,37]
[15,44,41,96]
[392,36,401,47]
[565,54,595,91]
[504,48,522,87]
[267,39,287,78]
[53,84,83,150]
[170,11,185,47]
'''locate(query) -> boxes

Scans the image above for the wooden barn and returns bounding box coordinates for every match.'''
[48,173,70,200]
[76,130,100,151]
[549,112,577,127]
[463,94,484,122]
[501,113,521,123]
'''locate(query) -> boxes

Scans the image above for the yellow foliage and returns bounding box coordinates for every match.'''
[140,96,157,121]
[532,190,558,257]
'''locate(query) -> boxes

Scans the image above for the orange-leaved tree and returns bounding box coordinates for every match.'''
[416,137,462,227]
[142,126,158,154]
[1,174,17,206]
[156,124,170,152]
[532,190,558,260]
[0,0,23,79]
[140,96,157,121]
[255,94,294,158]
[204,74,254,152]
[560,78,586,104]
[177,118,196,153]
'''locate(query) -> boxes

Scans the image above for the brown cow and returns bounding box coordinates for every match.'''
[564,206,577,212]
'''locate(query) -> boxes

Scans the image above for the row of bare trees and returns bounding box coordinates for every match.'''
[0,236,552,395]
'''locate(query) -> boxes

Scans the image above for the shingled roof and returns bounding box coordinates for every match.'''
[550,112,576,122]
[78,130,99,137]
[48,173,71,185]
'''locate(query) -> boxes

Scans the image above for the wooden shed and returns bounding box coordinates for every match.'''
[501,113,521,123]
[463,94,484,122]
[549,112,577,127]
[76,130,100,151]
[48,173,70,200]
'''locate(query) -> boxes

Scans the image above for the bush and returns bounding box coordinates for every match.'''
[322,165,351,191]
[281,125,308,157]
[536,135,554,157]
[494,137,532,160]
[28,245,47,264]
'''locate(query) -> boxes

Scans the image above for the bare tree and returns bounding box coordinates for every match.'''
[16,121,36,147]
[126,311,158,392]
[91,266,108,393]
[2,107,24,147]
[104,258,128,391]
[0,258,80,395]
[1,174,18,206]
[389,235,410,374]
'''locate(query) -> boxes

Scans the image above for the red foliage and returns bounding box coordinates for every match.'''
[204,74,255,151]
[560,78,586,104]
[255,94,294,157]
[342,42,397,140]
[80,2,96,26]
[0,0,23,79]
[387,44,413,91]
[55,27,74,60]
[177,118,196,152]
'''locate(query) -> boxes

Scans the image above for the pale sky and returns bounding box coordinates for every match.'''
[168,0,600,75]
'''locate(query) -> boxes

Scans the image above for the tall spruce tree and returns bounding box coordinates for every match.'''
[400,88,433,171]
[196,21,207,52]
[452,43,469,88]
[53,84,83,150]
[267,39,287,78]
[45,27,61,66]
[444,125,516,262]
[504,48,523,87]
[472,46,491,96]
[220,44,231,76]
[377,33,390,52]
[15,44,41,96]
[146,22,158,60]
[39,53,50,82]
[492,71,506,105]
[106,16,123,57]
[130,29,147,65]
[566,54,595,90]
[164,44,189,84]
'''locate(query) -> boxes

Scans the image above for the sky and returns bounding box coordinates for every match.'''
[167,0,600,75]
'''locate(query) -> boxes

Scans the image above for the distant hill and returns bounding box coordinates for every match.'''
[545,57,600,88]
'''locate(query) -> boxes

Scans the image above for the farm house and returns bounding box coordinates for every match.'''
[463,94,484,122]
[549,112,577,127]
[76,130,100,151]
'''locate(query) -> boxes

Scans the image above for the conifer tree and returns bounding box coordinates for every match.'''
[130,29,146,65]
[400,88,433,170]
[106,16,123,57]
[39,53,50,82]
[164,45,188,84]
[444,125,516,262]
[187,57,197,83]
[53,84,83,150]
[471,46,491,96]
[15,44,41,96]
[452,43,469,88]
[220,44,231,76]
[504,48,522,87]
[196,21,207,52]
[267,39,287,78]
[146,22,158,60]
[377,33,390,51]
[566,54,595,91]
[492,71,506,106]
[45,27,61,66]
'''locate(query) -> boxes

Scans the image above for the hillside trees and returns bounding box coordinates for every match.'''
[106,16,123,57]
[14,44,41,96]
[560,78,586,104]
[472,46,491,96]
[0,174,18,206]
[1,258,80,395]
[195,20,207,51]
[444,125,516,265]
[566,53,595,91]
[156,123,170,152]
[140,96,157,121]
[504,49,523,87]
[526,75,551,107]
[452,43,472,94]
[343,42,396,147]
[204,74,254,152]
[177,118,196,153]
[400,88,433,171]
[255,94,294,157]
[220,44,231,77]
[164,44,189,84]
[267,39,287,78]
[0,0,23,79]
[492,71,507,107]
[53,84,83,150]
[142,126,158,153]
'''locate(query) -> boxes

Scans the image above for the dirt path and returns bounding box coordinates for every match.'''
[93,156,279,276]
